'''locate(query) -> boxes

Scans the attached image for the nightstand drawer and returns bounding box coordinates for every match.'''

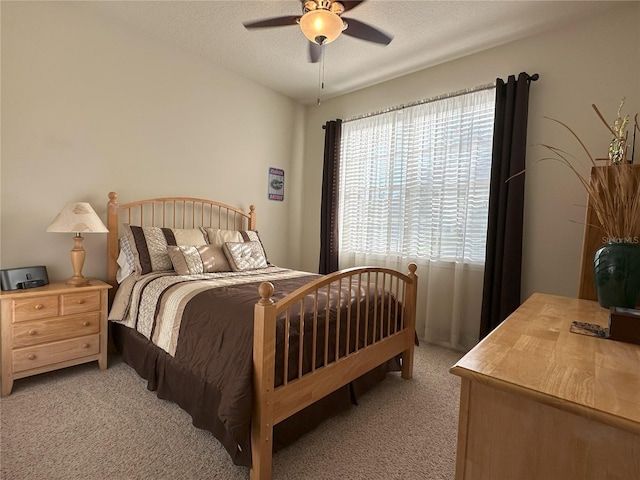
[61,291,101,315]
[12,334,100,373]
[12,312,100,348]
[13,295,59,322]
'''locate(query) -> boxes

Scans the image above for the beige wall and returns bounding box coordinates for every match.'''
[2,2,639,305]
[1,2,303,281]
[300,2,640,302]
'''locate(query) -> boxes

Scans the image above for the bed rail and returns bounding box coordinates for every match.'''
[251,264,417,479]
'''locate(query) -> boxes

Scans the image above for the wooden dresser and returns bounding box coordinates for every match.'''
[450,293,640,480]
[0,279,111,396]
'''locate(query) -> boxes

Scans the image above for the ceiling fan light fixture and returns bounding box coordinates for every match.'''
[299,9,344,45]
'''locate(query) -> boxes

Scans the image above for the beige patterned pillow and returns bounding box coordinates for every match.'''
[222,241,268,271]
[167,245,219,275]
[202,228,269,264]
[116,235,136,283]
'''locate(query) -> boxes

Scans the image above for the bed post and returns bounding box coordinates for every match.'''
[251,281,276,480]
[248,205,257,231]
[106,192,120,292]
[402,263,418,380]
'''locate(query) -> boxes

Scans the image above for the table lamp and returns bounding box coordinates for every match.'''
[46,202,108,286]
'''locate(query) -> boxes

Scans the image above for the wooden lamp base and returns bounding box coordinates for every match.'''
[67,234,89,286]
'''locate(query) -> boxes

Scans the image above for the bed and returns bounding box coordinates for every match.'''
[105,192,417,480]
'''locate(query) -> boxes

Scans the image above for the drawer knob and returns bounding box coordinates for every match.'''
[82,343,90,349]
[77,299,86,305]
[82,321,90,327]
[28,330,37,336]
[34,304,44,310]
[28,354,36,360]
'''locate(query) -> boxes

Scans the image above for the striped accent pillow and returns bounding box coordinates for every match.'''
[167,245,231,275]
[125,225,207,275]
[167,245,218,275]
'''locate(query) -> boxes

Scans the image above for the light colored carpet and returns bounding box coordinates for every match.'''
[0,343,463,480]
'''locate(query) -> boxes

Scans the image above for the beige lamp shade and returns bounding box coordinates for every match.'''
[47,202,108,286]
[46,202,108,233]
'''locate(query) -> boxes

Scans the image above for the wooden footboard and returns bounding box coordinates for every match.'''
[251,265,417,480]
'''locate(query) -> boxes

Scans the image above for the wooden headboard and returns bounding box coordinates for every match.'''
[106,192,256,290]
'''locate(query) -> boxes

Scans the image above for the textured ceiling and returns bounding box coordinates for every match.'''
[89,1,617,105]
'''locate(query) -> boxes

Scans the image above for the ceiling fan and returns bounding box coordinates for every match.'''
[243,0,393,63]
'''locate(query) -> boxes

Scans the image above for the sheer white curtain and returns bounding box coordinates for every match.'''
[338,87,495,351]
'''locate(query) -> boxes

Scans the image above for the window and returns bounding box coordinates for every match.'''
[338,87,496,264]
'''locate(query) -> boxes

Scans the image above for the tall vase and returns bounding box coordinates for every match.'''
[593,242,640,308]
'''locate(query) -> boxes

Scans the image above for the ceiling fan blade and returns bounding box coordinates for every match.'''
[341,1,367,12]
[342,17,393,45]
[309,42,323,63]
[243,16,299,29]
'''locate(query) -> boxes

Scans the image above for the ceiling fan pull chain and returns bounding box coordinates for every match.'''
[322,47,326,91]
[317,60,321,105]
[317,47,326,105]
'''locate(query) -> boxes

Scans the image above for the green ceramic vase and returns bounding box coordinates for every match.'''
[593,242,640,308]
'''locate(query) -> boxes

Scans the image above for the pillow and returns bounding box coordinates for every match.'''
[125,225,208,275]
[116,235,136,283]
[202,228,269,264]
[240,230,268,262]
[201,228,243,245]
[167,245,219,275]
[172,229,208,245]
[222,241,268,271]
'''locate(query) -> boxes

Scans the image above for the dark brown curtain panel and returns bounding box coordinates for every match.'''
[319,119,342,274]
[479,72,538,339]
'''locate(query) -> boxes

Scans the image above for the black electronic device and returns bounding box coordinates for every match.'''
[0,266,49,291]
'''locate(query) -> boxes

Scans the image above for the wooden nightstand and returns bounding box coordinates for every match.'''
[0,279,111,396]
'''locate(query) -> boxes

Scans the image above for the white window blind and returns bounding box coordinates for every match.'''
[338,87,496,264]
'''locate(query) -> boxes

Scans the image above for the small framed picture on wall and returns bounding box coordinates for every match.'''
[268,167,284,201]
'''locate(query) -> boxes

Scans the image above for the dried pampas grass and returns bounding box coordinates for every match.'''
[537,102,640,241]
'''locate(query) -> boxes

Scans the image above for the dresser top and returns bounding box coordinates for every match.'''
[451,293,640,433]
